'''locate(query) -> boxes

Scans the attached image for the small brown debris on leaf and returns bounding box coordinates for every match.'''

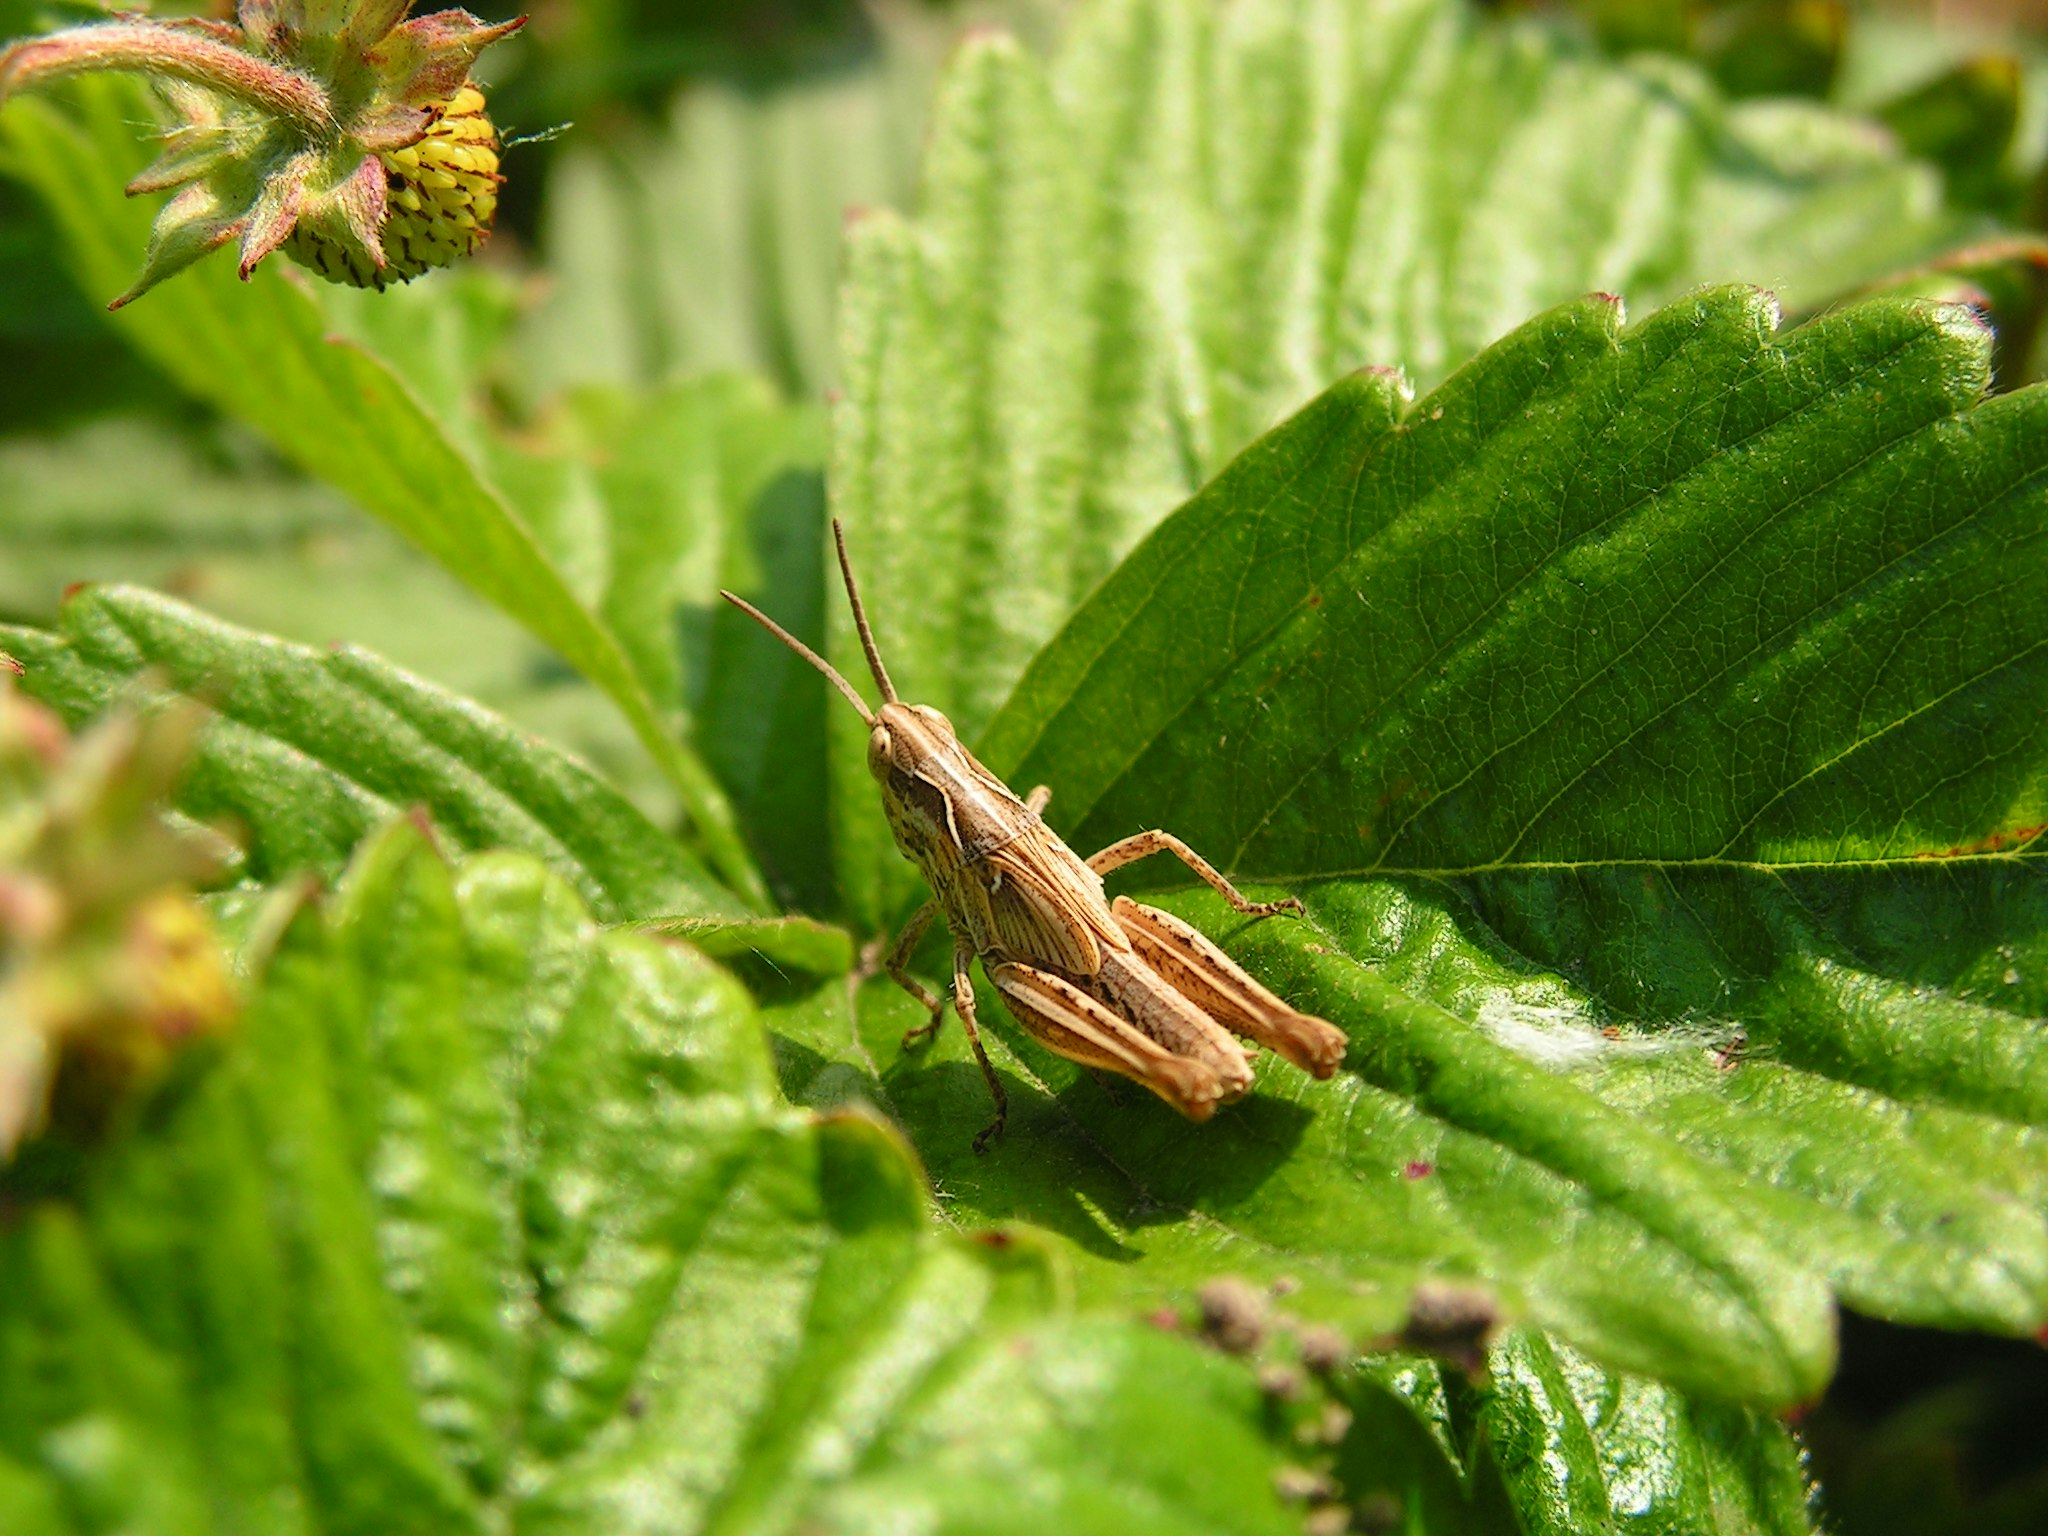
[1274,1465,1335,1503]
[1198,1276,1269,1355]
[1258,1363,1307,1402]
[1355,1492,1403,1533]
[1393,1280,1500,1376]
[1298,1324,1352,1375]
[1294,1400,1353,1446]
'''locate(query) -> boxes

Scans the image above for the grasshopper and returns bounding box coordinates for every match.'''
[721,522,1346,1150]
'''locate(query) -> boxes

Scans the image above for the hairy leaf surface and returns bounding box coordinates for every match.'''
[0,586,731,921]
[0,828,1314,1535]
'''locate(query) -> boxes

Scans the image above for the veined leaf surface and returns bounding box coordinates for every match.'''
[0,585,733,921]
[775,288,2048,1409]
[826,0,2010,924]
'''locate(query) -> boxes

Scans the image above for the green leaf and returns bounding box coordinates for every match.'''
[0,77,767,906]
[824,0,2010,923]
[633,914,857,977]
[807,1318,1308,1536]
[0,410,687,822]
[777,288,2048,1409]
[510,3,1070,407]
[1326,1332,1816,1535]
[1464,1332,1817,1535]
[0,584,734,921]
[519,67,926,403]
[1873,57,2021,198]
[564,377,839,910]
[0,823,1335,1535]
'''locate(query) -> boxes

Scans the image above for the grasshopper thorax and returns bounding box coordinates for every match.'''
[869,701,1036,870]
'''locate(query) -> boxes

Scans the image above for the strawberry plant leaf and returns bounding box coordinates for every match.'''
[1469,1332,1817,1535]
[0,585,733,920]
[775,288,2048,1409]
[825,0,2017,924]
[0,412,686,822]
[562,376,840,910]
[0,823,1322,1536]
[1332,1332,1816,1535]
[512,3,1071,407]
[520,68,924,403]
[632,913,857,976]
[0,77,767,906]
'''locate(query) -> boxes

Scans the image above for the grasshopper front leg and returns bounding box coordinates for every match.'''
[880,904,1010,1150]
[885,900,945,1047]
[953,940,1009,1153]
[1085,830,1303,919]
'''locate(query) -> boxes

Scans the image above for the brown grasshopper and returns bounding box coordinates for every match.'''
[721,522,1346,1150]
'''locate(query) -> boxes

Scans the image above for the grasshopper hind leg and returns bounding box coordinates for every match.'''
[989,961,1228,1121]
[1085,829,1304,919]
[1110,897,1347,1077]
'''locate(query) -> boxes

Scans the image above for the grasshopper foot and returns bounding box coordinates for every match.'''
[972,1106,1007,1155]
[900,1007,945,1051]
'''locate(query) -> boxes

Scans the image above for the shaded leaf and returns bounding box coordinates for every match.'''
[565,376,839,910]
[0,584,732,920]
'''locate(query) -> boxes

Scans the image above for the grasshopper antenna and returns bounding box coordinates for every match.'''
[718,590,877,728]
[833,518,898,704]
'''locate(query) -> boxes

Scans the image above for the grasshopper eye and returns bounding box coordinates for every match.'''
[912,705,955,736]
[866,725,894,778]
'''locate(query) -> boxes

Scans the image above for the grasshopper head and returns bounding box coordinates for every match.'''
[867,702,958,783]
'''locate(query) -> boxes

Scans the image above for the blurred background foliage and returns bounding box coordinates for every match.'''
[4,2,2048,1533]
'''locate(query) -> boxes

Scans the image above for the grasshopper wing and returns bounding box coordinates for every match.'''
[978,833,1125,974]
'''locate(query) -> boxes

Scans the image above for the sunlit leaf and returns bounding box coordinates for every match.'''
[826,0,2013,923]
[0,825,1321,1535]
[774,287,2048,1409]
